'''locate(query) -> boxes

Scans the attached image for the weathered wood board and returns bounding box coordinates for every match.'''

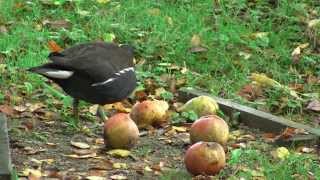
[0,113,12,179]
[178,88,320,139]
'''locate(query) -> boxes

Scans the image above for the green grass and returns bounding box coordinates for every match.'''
[1,0,318,105]
[0,1,319,177]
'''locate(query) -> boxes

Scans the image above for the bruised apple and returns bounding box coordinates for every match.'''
[104,113,139,149]
[178,96,219,117]
[190,115,229,145]
[130,100,169,128]
[184,141,226,175]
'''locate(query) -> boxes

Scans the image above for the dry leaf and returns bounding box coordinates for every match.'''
[291,43,309,64]
[239,51,252,60]
[172,126,187,132]
[144,166,152,172]
[107,149,131,158]
[14,105,27,112]
[191,34,201,47]
[0,105,15,116]
[250,32,269,39]
[308,19,320,28]
[43,19,71,29]
[103,102,131,113]
[73,148,95,155]
[70,141,90,149]
[63,153,97,159]
[0,25,8,34]
[112,162,127,169]
[306,99,320,112]
[89,105,99,115]
[21,169,42,180]
[110,174,127,180]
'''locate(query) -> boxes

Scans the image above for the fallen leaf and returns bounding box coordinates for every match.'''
[107,149,131,158]
[291,43,309,64]
[308,19,320,28]
[299,147,314,153]
[89,105,99,115]
[103,102,131,113]
[70,141,90,149]
[112,162,127,169]
[72,148,95,155]
[239,51,252,60]
[144,166,152,172]
[306,99,320,112]
[191,34,201,47]
[0,104,15,116]
[13,105,27,112]
[28,102,45,112]
[43,19,71,29]
[63,153,97,159]
[250,32,269,39]
[110,174,127,180]
[189,46,208,53]
[86,176,105,180]
[172,126,187,132]
[24,147,47,155]
[21,169,42,180]
[48,40,63,52]
[0,25,8,34]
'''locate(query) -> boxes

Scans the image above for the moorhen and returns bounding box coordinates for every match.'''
[29,42,137,119]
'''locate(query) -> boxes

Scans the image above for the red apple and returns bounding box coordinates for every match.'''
[104,113,139,149]
[184,141,226,175]
[130,100,169,128]
[190,115,229,145]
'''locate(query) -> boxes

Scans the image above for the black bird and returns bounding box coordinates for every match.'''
[29,42,137,119]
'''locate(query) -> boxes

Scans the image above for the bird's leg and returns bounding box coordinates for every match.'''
[73,98,79,119]
[97,105,107,121]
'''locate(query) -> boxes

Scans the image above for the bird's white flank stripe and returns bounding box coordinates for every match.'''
[44,70,74,79]
[91,67,134,87]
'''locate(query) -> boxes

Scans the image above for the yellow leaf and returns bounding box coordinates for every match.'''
[190,34,201,47]
[107,149,131,158]
[113,162,127,169]
[70,141,90,149]
[144,166,153,172]
[172,126,187,132]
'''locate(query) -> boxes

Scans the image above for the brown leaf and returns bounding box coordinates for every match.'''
[43,19,71,29]
[189,46,208,53]
[0,105,15,116]
[134,90,148,101]
[306,99,320,112]
[238,84,263,101]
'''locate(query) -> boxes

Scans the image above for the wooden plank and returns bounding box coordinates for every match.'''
[0,113,12,179]
[178,88,320,137]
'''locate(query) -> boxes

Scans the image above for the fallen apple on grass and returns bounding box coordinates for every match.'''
[178,95,219,117]
[184,141,226,175]
[130,100,169,128]
[190,115,229,145]
[104,113,139,149]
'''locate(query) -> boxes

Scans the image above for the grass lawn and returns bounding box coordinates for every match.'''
[0,0,319,179]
